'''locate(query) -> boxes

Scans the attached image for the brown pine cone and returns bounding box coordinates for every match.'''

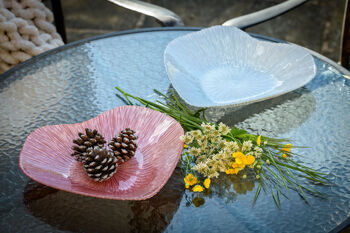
[82,146,118,182]
[109,128,138,162]
[71,128,106,161]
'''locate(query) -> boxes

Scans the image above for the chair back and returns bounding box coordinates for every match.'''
[341,0,350,69]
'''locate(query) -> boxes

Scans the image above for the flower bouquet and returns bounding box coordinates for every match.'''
[116,87,328,207]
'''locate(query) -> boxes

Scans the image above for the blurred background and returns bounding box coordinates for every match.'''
[46,0,346,62]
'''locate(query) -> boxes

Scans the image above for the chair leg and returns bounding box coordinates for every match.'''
[340,0,350,69]
[51,0,67,43]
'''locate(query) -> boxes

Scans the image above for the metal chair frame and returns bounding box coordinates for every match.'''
[50,0,349,69]
[340,0,350,69]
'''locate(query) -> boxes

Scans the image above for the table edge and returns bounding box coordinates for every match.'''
[0,27,349,80]
[0,27,200,79]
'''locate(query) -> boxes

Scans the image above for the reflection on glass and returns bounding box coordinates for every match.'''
[220,89,316,135]
[192,196,205,207]
[229,175,255,195]
[165,87,316,136]
[185,173,256,207]
[23,169,184,233]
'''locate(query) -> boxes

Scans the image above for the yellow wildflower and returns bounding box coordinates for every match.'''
[234,152,248,168]
[256,175,260,179]
[232,152,244,158]
[239,163,246,170]
[282,153,288,159]
[246,155,255,165]
[225,169,234,174]
[243,174,247,179]
[282,144,292,153]
[225,169,233,174]
[184,173,197,186]
[184,144,188,149]
[204,178,211,189]
[232,162,245,170]
[192,185,204,192]
[226,168,239,174]
[257,135,261,146]
[235,157,243,164]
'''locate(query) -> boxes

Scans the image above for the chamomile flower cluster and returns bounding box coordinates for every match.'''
[180,122,263,191]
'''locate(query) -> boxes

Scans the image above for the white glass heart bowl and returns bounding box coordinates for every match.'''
[164,26,316,107]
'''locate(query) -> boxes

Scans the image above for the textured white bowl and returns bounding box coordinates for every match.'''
[164,26,316,107]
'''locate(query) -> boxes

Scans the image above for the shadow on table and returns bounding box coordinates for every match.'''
[164,86,316,135]
[23,169,184,233]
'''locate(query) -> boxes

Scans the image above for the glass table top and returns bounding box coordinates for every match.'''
[0,28,349,233]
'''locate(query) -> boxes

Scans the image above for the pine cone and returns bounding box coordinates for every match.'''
[82,146,118,182]
[71,128,106,161]
[109,128,138,162]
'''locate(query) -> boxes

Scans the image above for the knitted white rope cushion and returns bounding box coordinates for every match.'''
[0,0,64,73]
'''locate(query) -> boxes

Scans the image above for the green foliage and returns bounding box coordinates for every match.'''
[115,86,329,207]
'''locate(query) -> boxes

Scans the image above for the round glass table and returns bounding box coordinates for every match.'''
[0,28,349,233]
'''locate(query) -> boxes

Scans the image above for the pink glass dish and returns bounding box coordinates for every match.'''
[19,106,184,200]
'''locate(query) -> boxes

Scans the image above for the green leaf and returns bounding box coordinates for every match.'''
[194,108,207,118]
[253,183,262,205]
[297,186,310,205]
[272,191,280,208]
[230,127,247,137]
[221,134,242,147]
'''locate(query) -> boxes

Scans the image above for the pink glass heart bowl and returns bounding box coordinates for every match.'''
[19,106,184,200]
